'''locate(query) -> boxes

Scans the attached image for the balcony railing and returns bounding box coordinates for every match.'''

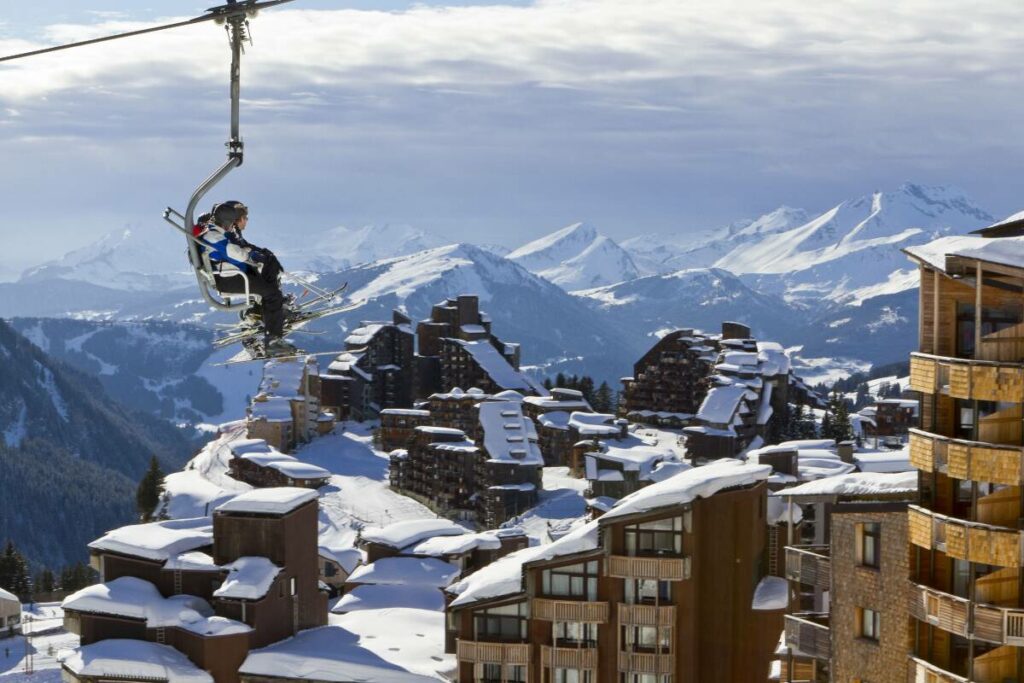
[907,505,1022,568]
[909,428,1024,486]
[617,603,675,627]
[457,640,531,664]
[532,598,609,623]
[617,651,675,674]
[909,582,1024,645]
[784,613,830,661]
[784,545,831,591]
[608,555,690,581]
[906,656,969,683]
[541,645,597,670]
[910,352,1024,402]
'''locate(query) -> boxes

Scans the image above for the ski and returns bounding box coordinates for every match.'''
[213,348,349,367]
[212,299,363,348]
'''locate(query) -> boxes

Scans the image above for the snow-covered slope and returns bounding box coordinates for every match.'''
[508,223,640,290]
[622,207,809,276]
[281,224,448,272]
[20,227,193,292]
[716,184,992,305]
[576,268,799,343]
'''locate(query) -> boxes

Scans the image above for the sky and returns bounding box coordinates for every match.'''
[1,0,1023,276]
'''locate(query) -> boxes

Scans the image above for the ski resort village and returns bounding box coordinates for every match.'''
[5,196,1024,683]
[6,0,1024,680]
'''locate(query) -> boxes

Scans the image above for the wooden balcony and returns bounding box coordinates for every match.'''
[617,603,675,627]
[909,582,1024,645]
[910,352,1024,402]
[907,505,1022,568]
[617,651,675,674]
[784,613,830,661]
[784,545,831,591]
[532,598,609,623]
[608,555,689,581]
[909,428,1024,486]
[457,640,531,664]
[540,645,597,670]
[906,656,968,683]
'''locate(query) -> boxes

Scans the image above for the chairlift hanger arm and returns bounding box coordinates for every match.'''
[0,0,296,64]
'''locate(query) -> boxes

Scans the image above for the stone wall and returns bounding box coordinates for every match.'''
[830,506,910,682]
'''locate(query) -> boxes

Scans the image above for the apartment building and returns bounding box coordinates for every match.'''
[901,222,1024,682]
[445,460,785,683]
[247,357,331,453]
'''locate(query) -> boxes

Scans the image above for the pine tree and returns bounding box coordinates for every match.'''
[136,455,165,522]
[555,372,566,388]
[593,381,614,413]
[0,541,30,600]
[854,383,870,409]
[821,411,833,441]
[832,392,854,442]
[578,376,596,405]
[543,377,553,390]
[37,568,55,594]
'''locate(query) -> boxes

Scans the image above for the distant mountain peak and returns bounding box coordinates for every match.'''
[507,222,638,291]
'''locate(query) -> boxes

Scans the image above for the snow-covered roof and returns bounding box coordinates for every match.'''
[695,384,749,425]
[345,323,386,347]
[239,626,439,683]
[327,352,362,374]
[214,557,281,600]
[415,425,466,437]
[448,521,600,608]
[522,395,591,411]
[0,587,19,603]
[318,546,363,575]
[346,557,460,588]
[854,449,912,473]
[249,395,294,422]
[379,408,431,417]
[406,530,504,557]
[62,639,214,683]
[216,487,319,515]
[600,459,772,522]
[360,519,466,549]
[449,339,535,392]
[88,517,213,563]
[479,401,543,466]
[766,496,804,525]
[752,576,789,611]
[538,410,570,430]
[756,341,791,376]
[331,583,445,613]
[904,234,1005,272]
[260,357,312,396]
[569,411,622,436]
[228,439,273,456]
[430,387,490,400]
[265,459,331,480]
[163,551,218,572]
[778,471,918,498]
[63,576,213,627]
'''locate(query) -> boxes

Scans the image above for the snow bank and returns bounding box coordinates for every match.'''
[346,557,460,588]
[332,584,445,613]
[62,640,213,683]
[239,625,439,683]
[216,487,318,515]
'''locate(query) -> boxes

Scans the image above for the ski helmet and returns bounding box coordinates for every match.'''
[213,200,248,227]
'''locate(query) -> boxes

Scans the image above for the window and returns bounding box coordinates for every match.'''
[554,669,593,683]
[507,665,527,683]
[624,579,671,605]
[542,561,599,600]
[474,602,528,642]
[624,517,682,557]
[622,625,671,652]
[290,577,297,596]
[555,621,598,647]
[619,674,672,683]
[859,523,880,568]
[858,607,880,641]
[324,561,337,578]
[479,663,502,683]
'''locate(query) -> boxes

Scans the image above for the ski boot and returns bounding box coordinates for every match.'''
[265,335,298,358]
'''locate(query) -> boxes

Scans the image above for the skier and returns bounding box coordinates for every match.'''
[198,200,294,354]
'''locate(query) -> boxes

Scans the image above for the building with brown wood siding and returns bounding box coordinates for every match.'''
[900,223,1024,682]
[773,471,917,683]
[62,487,328,683]
[247,357,330,454]
[445,460,784,683]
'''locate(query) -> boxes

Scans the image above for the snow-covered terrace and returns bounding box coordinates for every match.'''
[214,557,281,600]
[62,639,214,683]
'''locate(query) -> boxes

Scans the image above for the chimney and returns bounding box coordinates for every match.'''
[837,440,856,463]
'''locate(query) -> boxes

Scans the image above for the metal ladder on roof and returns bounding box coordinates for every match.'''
[173,570,183,596]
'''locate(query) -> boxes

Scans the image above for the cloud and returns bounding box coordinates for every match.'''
[0,0,1021,267]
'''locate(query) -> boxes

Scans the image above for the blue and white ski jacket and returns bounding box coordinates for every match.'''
[196,223,255,275]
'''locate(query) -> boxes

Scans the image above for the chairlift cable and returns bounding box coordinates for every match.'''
[0,0,296,64]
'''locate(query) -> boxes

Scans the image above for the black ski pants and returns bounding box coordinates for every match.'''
[215,251,285,337]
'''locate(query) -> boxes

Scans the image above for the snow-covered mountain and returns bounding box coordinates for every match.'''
[20,226,193,291]
[508,222,640,290]
[575,268,800,344]
[281,224,448,272]
[621,207,810,276]
[716,184,992,306]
